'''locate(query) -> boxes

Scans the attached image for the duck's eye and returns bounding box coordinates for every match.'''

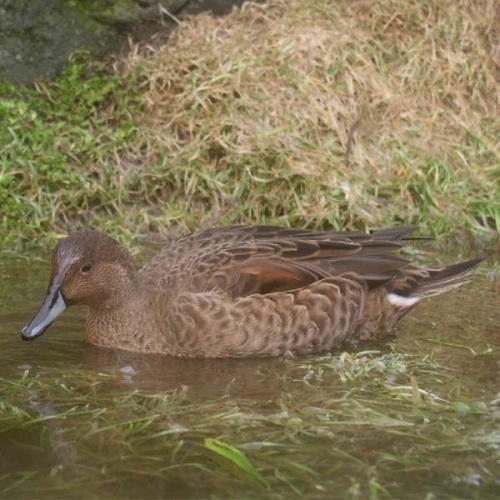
[80,263,92,274]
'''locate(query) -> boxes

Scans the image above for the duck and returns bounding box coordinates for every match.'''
[21,225,482,357]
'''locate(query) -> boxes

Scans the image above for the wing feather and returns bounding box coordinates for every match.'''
[139,225,420,295]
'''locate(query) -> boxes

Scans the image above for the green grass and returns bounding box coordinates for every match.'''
[0,0,499,251]
[0,56,143,248]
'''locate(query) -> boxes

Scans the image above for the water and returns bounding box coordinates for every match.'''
[0,255,499,499]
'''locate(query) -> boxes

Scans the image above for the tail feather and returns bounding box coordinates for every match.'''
[415,258,484,298]
[357,257,484,341]
[387,258,484,305]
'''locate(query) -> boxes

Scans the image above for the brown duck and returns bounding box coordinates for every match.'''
[22,225,481,357]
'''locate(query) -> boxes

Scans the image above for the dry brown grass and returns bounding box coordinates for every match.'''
[116,0,500,238]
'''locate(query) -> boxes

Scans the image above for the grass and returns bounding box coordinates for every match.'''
[1,348,498,498]
[0,0,499,251]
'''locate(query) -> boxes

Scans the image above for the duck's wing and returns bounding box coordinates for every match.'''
[139,225,417,296]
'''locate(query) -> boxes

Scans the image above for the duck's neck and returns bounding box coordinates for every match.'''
[84,284,159,352]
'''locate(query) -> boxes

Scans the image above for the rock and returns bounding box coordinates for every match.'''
[0,0,244,85]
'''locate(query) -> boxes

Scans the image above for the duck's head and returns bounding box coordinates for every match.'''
[22,230,136,341]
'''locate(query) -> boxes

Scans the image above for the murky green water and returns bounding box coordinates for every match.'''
[1,255,499,499]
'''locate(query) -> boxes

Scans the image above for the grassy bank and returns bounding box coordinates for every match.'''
[1,0,499,250]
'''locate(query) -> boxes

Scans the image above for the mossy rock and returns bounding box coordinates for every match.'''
[0,0,235,85]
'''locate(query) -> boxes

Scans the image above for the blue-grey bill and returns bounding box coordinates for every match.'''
[22,289,67,340]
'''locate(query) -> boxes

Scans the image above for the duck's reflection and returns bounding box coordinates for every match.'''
[80,343,294,400]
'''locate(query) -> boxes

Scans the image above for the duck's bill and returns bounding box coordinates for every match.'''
[21,287,67,341]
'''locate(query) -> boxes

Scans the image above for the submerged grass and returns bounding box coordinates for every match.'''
[0,349,498,498]
[1,0,499,250]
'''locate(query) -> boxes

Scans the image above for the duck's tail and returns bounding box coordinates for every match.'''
[354,257,483,341]
[387,257,484,307]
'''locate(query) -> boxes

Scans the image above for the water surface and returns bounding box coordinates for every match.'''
[1,255,499,499]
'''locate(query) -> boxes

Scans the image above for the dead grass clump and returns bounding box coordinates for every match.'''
[116,0,499,238]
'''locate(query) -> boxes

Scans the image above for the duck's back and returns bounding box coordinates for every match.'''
[138,225,416,297]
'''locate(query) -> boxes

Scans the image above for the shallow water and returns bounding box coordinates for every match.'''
[0,254,499,499]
